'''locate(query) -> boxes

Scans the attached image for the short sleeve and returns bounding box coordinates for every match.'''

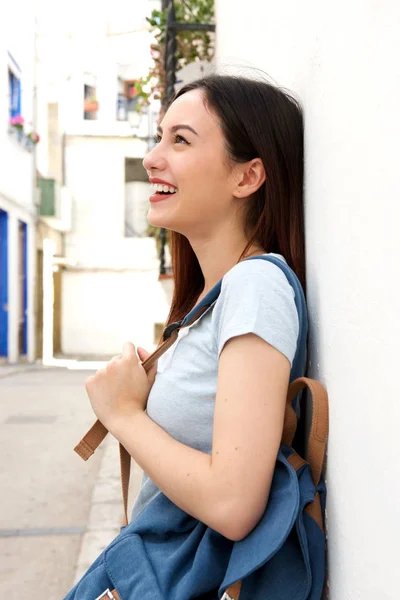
[211,258,299,365]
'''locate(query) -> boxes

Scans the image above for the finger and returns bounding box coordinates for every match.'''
[137,347,151,362]
[122,342,136,358]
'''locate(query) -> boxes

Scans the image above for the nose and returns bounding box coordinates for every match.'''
[143,143,167,173]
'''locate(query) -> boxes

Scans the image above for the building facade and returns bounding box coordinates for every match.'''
[0,2,37,364]
[36,0,171,358]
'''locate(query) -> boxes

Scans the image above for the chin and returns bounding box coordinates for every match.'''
[147,206,181,233]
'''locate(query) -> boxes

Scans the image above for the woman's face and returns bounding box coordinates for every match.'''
[143,89,241,238]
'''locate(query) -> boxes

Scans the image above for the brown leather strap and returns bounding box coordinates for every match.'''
[74,419,108,461]
[223,580,242,599]
[119,444,131,527]
[305,492,324,532]
[95,590,120,600]
[286,377,329,486]
[287,452,307,472]
[281,393,298,447]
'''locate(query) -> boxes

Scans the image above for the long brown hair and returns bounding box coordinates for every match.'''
[164,74,305,327]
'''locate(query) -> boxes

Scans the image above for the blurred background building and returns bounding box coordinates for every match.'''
[0,2,38,364]
[1,0,176,365]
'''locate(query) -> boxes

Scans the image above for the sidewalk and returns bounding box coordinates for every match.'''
[0,362,143,598]
[72,434,143,585]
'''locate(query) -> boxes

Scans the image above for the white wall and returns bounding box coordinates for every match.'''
[62,267,170,355]
[125,182,151,237]
[216,1,400,598]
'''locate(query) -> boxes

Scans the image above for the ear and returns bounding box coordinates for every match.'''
[232,158,266,199]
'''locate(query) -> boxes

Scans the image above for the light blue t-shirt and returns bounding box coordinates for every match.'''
[131,254,299,520]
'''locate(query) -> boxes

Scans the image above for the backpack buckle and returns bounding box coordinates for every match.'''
[94,589,115,600]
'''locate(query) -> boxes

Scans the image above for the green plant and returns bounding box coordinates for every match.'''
[134,0,215,111]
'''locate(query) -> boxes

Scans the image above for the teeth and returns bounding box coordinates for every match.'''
[152,183,177,193]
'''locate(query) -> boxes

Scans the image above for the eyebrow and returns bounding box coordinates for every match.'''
[157,124,199,136]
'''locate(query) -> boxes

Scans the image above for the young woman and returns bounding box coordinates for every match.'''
[85,74,305,545]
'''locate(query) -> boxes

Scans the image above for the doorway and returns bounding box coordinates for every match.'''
[18,221,28,356]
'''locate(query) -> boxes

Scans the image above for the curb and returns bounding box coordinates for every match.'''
[0,363,45,379]
[72,436,143,585]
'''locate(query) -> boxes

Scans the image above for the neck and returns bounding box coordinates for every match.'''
[188,228,265,302]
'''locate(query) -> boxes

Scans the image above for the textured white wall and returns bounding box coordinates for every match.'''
[62,268,170,355]
[216,1,400,598]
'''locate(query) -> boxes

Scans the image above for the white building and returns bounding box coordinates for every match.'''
[34,0,171,358]
[0,1,37,364]
[215,1,400,598]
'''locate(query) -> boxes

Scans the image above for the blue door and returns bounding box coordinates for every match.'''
[0,210,8,357]
[18,221,28,356]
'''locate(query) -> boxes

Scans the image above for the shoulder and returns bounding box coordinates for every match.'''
[220,254,295,301]
[212,255,299,364]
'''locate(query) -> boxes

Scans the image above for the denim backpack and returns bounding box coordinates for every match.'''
[66,255,329,600]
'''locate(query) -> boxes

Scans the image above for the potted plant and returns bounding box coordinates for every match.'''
[27,131,40,145]
[9,115,25,140]
[84,96,99,112]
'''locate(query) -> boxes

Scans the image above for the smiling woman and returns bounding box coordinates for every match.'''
[144,88,251,244]
[64,74,325,600]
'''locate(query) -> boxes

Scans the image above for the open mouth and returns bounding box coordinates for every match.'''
[152,183,178,196]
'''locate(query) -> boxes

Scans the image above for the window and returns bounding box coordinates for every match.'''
[84,83,98,120]
[8,68,21,119]
[117,79,139,121]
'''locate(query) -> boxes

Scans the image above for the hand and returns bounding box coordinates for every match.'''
[85,342,157,432]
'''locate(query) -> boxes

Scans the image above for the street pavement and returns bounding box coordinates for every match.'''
[0,365,142,600]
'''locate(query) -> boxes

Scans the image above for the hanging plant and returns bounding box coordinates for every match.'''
[27,131,40,144]
[134,0,215,112]
[10,115,25,131]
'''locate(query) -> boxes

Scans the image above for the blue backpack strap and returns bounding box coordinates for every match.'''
[176,255,307,382]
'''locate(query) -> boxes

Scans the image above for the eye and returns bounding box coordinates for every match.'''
[174,134,189,145]
[154,134,162,144]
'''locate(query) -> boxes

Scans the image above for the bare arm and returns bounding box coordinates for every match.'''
[110,333,290,541]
